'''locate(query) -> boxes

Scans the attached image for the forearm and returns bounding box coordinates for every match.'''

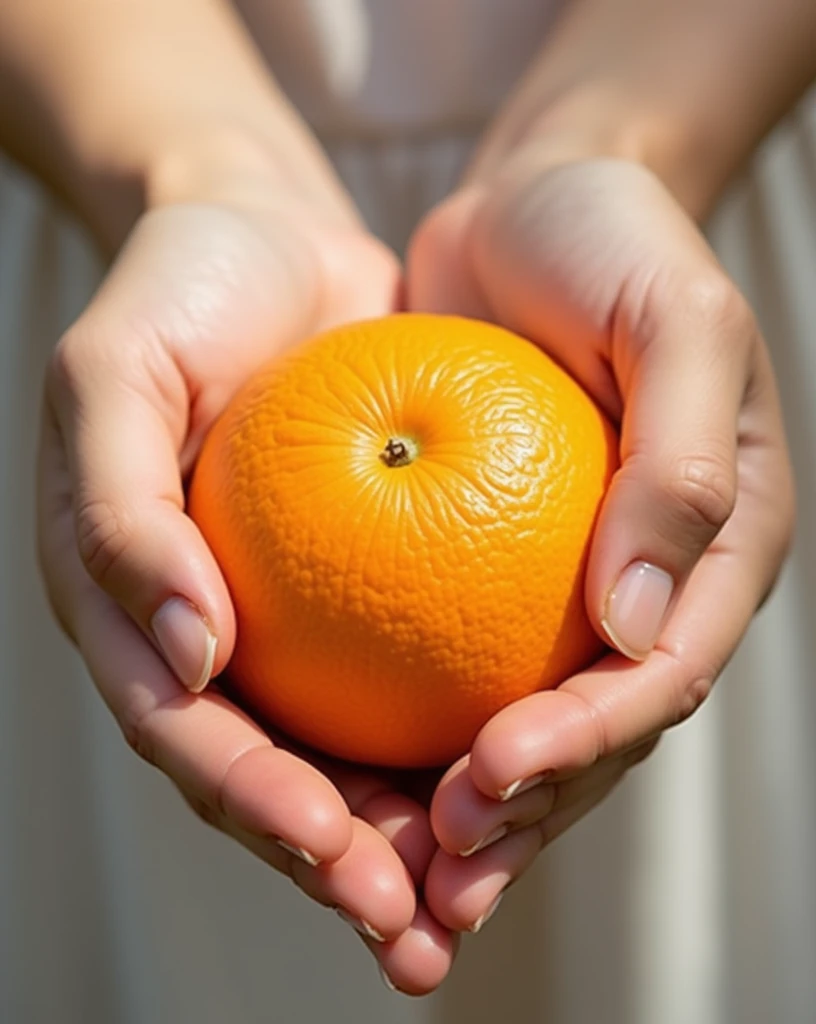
[470,0,816,218]
[0,0,355,250]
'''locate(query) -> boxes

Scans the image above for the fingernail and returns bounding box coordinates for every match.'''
[277,839,321,868]
[151,597,217,693]
[469,891,504,933]
[499,773,547,802]
[379,964,399,992]
[336,908,386,942]
[601,561,674,661]
[459,824,509,858]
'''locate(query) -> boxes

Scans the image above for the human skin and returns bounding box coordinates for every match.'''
[2,0,814,996]
[407,0,814,941]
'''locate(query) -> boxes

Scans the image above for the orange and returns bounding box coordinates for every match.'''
[188,314,618,767]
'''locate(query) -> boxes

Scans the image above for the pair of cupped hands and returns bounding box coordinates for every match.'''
[39,145,793,994]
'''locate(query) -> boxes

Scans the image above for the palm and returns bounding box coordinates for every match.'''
[100,202,398,463]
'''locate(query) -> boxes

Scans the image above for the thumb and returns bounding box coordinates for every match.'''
[588,274,753,660]
[48,319,235,693]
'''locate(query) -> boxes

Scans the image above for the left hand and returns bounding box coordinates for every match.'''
[406,155,794,932]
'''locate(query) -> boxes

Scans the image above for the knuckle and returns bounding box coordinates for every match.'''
[636,268,756,359]
[39,575,75,642]
[180,790,221,831]
[567,692,609,765]
[758,489,796,609]
[118,694,175,772]
[774,473,797,555]
[36,533,76,643]
[48,328,88,401]
[662,455,736,534]
[673,674,715,725]
[213,745,263,822]
[628,736,661,766]
[119,703,156,766]
[682,272,753,336]
[50,318,174,410]
[75,497,135,588]
[585,700,610,764]
[658,647,718,729]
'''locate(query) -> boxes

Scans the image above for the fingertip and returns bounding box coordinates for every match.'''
[306,819,417,940]
[429,758,497,855]
[468,689,603,799]
[467,715,529,800]
[292,796,356,867]
[424,829,540,932]
[372,906,458,996]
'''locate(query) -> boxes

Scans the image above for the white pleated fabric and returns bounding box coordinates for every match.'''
[1,3,815,1021]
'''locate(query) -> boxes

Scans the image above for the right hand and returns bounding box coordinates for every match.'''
[37,192,456,994]
[407,155,794,935]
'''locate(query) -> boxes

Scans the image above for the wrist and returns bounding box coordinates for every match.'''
[8,0,359,252]
[467,84,717,220]
[143,122,358,223]
[71,120,359,254]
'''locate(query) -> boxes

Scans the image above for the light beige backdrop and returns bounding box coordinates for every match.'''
[1,4,815,1021]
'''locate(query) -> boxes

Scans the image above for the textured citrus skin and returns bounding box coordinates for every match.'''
[188,314,618,767]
